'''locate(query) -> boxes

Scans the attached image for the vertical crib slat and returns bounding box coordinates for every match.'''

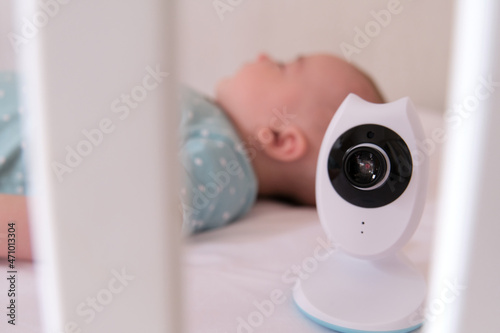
[426,0,500,332]
[19,1,182,332]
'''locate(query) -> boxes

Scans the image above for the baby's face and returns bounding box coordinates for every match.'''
[215,54,303,136]
[215,53,377,142]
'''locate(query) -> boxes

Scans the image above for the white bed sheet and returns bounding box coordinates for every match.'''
[0,107,443,333]
[184,201,437,333]
[183,106,442,333]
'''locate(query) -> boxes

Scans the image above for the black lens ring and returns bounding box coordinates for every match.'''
[327,124,412,208]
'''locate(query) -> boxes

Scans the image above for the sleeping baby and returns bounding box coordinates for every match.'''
[0,53,384,259]
[179,53,384,233]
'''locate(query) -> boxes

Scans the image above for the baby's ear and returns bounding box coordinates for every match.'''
[257,125,307,162]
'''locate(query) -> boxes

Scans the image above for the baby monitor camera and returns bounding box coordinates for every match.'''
[294,94,429,332]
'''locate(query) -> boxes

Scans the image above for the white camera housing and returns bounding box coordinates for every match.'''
[316,93,428,259]
[294,94,429,333]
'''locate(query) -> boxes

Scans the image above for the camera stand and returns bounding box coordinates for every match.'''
[293,250,426,332]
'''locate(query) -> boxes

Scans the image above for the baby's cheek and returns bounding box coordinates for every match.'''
[215,77,230,100]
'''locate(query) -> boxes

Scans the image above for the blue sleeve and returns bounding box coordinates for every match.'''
[179,137,257,234]
[0,72,27,195]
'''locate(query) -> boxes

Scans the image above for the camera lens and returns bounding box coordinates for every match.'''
[327,125,411,208]
[343,145,389,190]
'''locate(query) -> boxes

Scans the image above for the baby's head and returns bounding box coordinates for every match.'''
[215,53,384,205]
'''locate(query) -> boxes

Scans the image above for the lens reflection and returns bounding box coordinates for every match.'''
[344,147,386,188]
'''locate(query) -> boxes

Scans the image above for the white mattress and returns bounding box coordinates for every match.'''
[0,107,443,333]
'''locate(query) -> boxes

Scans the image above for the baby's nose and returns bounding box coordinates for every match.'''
[257,53,270,62]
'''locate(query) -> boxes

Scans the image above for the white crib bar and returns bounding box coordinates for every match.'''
[19,1,182,332]
[425,0,500,332]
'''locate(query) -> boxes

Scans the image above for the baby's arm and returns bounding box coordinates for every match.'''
[0,194,32,261]
[179,137,257,234]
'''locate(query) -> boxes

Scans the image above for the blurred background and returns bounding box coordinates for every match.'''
[176,0,455,111]
[1,0,455,111]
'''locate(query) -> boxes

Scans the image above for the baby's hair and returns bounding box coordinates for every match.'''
[351,64,386,104]
[300,60,386,147]
[361,71,386,104]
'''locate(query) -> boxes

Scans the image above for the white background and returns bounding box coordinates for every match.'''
[176,0,455,111]
[1,0,455,111]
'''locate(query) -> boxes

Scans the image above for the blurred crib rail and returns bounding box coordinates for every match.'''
[18,1,183,332]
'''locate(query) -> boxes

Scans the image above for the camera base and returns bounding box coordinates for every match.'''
[293,251,426,332]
